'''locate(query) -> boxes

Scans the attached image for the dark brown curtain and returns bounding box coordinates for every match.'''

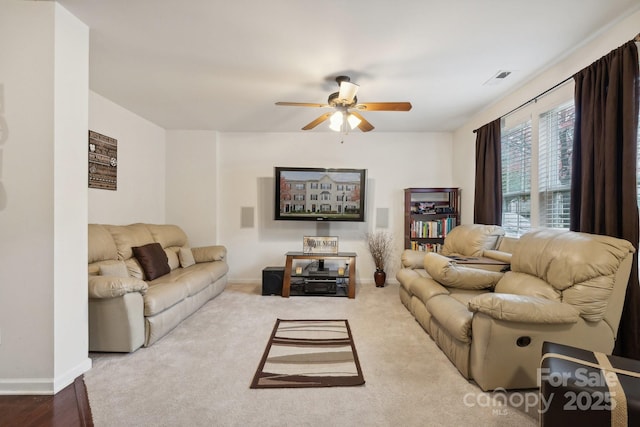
[474,118,502,225]
[570,40,640,359]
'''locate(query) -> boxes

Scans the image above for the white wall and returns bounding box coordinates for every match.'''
[214,131,453,284]
[0,1,90,394]
[88,92,166,224]
[452,9,640,224]
[53,3,92,392]
[166,130,219,245]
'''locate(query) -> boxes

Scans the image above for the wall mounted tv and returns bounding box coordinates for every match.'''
[275,167,367,222]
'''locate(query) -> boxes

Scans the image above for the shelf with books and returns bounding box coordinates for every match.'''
[404,188,460,251]
[410,217,457,239]
[409,240,443,252]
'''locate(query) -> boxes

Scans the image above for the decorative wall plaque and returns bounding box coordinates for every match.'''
[303,236,339,254]
[88,130,117,190]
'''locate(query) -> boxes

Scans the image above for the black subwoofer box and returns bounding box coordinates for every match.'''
[262,266,284,295]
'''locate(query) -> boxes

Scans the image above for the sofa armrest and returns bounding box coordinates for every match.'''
[482,249,512,264]
[89,275,148,298]
[400,249,425,269]
[468,293,580,324]
[192,245,227,263]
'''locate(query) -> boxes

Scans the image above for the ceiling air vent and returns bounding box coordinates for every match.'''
[483,70,512,86]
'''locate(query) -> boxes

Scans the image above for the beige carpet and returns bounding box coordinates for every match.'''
[85,283,538,426]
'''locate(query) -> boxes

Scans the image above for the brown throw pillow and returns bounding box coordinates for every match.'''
[132,242,170,281]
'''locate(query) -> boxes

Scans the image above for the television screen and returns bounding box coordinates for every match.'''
[275,167,366,222]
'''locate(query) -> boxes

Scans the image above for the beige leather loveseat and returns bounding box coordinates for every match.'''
[88,223,228,352]
[397,225,635,391]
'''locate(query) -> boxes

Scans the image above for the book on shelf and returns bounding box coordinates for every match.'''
[410,241,443,252]
[409,217,457,238]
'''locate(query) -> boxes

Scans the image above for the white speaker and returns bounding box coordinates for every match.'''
[376,207,389,228]
[241,206,254,228]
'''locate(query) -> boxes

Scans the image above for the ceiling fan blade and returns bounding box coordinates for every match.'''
[276,102,329,108]
[302,112,333,130]
[349,111,374,132]
[355,102,412,111]
[338,81,359,103]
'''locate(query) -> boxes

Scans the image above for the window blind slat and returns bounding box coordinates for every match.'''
[501,120,532,236]
[538,101,573,230]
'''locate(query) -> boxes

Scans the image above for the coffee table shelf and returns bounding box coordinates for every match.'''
[282,252,357,298]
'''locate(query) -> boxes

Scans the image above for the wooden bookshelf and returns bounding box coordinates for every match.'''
[404,188,460,251]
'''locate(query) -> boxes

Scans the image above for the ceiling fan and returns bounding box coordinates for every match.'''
[275,76,412,133]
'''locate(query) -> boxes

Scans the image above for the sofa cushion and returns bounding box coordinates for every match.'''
[511,229,635,321]
[178,247,196,268]
[143,281,189,316]
[99,261,129,278]
[494,271,561,301]
[397,268,428,292]
[441,224,505,257]
[409,276,449,304]
[132,243,171,281]
[425,295,473,343]
[150,266,212,297]
[146,224,189,249]
[199,260,230,283]
[106,223,155,260]
[125,258,144,279]
[165,248,180,270]
[562,281,619,322]
[192,245,226,262]
[88,224,118,263]
[424,252,503,290]
[448,288,487,306]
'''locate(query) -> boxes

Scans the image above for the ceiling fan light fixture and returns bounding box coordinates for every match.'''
[329,111,360,132]
[275,75,409,133]
[329,111,344,132]
[338,81,359,103]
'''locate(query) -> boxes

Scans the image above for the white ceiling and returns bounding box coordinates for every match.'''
[57,0,640,133]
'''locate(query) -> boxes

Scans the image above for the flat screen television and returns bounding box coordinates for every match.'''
[275,167,366,222]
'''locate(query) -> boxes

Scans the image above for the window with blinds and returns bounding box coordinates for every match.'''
[500,47,639,236]
[501,120,532,236]
[538,102,574,229]
[500,85,574,237]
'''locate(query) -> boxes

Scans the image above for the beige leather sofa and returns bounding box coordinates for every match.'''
[88,223,228,352]
[397,225,635,391]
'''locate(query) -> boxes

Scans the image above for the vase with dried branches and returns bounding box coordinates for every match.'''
[366,230,393,287]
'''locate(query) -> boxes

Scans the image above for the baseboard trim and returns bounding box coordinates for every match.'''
[0,378,54,395]
[0,357,92,395]
[227,279,262,285]
[54,357,93,394]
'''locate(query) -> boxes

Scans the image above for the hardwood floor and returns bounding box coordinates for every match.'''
[0,376,93,427]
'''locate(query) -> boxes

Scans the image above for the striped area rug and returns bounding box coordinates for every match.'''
[250,319,365,388]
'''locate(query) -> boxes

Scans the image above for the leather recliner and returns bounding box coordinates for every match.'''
[397,225,635,391]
